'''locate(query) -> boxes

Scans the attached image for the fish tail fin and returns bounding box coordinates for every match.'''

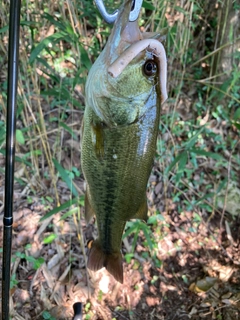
[87,240,123,283]
[104,253,123,284]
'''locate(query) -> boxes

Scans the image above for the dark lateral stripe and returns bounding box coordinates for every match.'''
[102,158,118,254]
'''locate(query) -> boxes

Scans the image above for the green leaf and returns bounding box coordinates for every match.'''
[22,149,42,159]
[16,129,25,144]
[34,257,45,269]
[0,149,32,167]
[10,274,19,289]
[40,197,79,221]
[0,25,9,34]
[234,108,240,120]
[59,121,78,140]
[53,158,78,197]
[79,45,92,70]
[60,207,78,220]
[178,151,188,171]
[165,151,187,175]
[25,256,44,270]
[233,122,240,130]
[195,192,215,205]
[36,57,56,74]
[20,21,38,28]
[43,234,57,244]
[142,224,153,250]
[182,127,205,149]
[42,13,67,31]
[125,253,134,264]
[148,213,165,224]
[42,13,78,43]
[216,178,227,193]
[0,128,5,144]
[123,221,139,239]
[175,151,188,183]
[193,212,202,223]
[15,252,25,259]
[132,228,139,251]
[147,215,157,225]
[142,1,155,10]
[42,310,56,320]
[29,32,67,64]
[40,88,83,109]
[189,148,223,160]
[73,67,86,87]
[174,6,189,15]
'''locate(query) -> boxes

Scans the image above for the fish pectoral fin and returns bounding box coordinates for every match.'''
[87,240,123,284]
[84,191,95,223]
[132,199,148,222]
[80,118,84,150]
[91,122,105,160]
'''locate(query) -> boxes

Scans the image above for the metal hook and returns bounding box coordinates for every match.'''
[94,0,118,24]
[129,0,143,22]
[94,0,143,24]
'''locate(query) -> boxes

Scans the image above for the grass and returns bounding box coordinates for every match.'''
[0,0,240,317]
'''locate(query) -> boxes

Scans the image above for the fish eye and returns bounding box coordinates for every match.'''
[143,60,157,77]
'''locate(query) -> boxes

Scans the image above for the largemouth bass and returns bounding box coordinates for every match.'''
[81,0,167,283]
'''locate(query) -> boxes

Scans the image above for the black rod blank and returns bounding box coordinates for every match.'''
[2,0,21,318]
[72,302,83,320]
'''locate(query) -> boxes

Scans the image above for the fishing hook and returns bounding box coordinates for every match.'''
[94,0,143,23]
[129,0,143,22]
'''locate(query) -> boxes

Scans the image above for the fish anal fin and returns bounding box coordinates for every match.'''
[84,191,95,223]
[87,240,105,271]
[132,199,148,222]
[87,240,123,284]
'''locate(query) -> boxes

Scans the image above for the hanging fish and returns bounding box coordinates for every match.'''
[81,0,167,283]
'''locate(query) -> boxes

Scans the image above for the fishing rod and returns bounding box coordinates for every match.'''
[2,0,21,318]
[72,302,83,320]
[2,0,83,317]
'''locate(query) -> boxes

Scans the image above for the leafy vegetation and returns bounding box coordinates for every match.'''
[0,0,239,319]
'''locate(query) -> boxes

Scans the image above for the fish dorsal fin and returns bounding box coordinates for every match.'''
[132,198,148,222]
[84,191,95,223]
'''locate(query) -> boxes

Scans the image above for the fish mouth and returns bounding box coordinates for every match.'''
[104,0,142,63]
[105,0,168,104]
